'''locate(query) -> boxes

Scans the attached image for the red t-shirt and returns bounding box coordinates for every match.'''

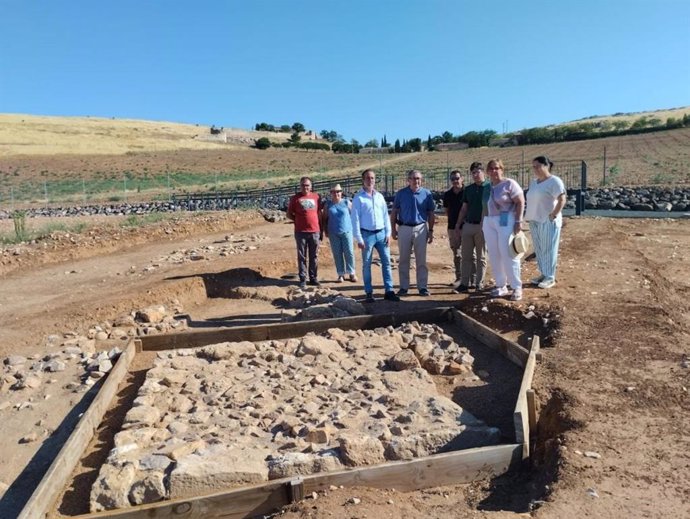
[288,192,321,232]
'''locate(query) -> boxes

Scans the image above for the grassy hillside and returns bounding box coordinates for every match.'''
[0,114,288,156]
[0,110,689,206]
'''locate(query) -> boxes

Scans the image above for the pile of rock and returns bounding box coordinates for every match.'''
[140,234,268,273]
[90,322,500,511]
[579,186,690,211]
[259,208,286,223]
[1,304,185,403]
[282,287,366,321]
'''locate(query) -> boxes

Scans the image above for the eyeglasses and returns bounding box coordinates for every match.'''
[451,177,461,181]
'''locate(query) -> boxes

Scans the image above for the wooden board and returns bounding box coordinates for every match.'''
[141,307,452,351]
[70,444,522,519]
[18,340,138,519]
[19,306,536,519]
[450,308,529,368]
[513,335,540,459]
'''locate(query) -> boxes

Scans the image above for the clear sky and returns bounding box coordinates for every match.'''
[1,0,688,143]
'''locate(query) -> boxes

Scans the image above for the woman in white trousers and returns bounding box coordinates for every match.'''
[482,159,525,301]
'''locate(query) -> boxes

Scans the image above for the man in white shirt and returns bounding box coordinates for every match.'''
[351,169,399,303]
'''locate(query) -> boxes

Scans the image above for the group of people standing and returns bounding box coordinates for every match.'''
[287,156,565,302]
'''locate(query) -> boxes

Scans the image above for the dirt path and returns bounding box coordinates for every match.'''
[1,213,689,518]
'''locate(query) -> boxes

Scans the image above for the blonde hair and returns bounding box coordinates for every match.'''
[486,159,504,171]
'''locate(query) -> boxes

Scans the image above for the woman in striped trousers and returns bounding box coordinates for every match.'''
[525,156,566,289]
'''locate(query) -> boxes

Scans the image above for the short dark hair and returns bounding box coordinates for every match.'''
[361,168,375,178]
[533,155,554,170]
[299,176,312,185]
[469,161,483,172]
[450,170,462,178]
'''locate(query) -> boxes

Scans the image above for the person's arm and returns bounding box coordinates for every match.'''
[455,202,468,235]
[550,193,566,220]
[351,196,363,246]
[427,209,435,243]
[286,196,296,221]
[513,193,525,234]
[390,207,399,240]
[321,202,329,238]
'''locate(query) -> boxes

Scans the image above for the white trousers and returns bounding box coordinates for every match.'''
[482,214,522,290]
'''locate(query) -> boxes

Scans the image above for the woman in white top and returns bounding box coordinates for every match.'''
[483,159,525,301]
[525,156,566,289]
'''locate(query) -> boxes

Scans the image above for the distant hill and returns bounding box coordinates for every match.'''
[0,114,294,157]
[554,106,690,128]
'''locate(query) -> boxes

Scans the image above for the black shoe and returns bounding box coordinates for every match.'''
[418,288,430,296]
[454,284,469,293]
[364,293,376,303]
[307,280,321,287]
[384,291,400,302]
[397,288,408,296]
[298,281,307,289]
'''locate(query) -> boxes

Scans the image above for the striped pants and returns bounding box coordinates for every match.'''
[529,220,562,281]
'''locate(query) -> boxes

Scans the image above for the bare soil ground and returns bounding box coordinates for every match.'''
[0,209,690,518]
[0,210,689,519]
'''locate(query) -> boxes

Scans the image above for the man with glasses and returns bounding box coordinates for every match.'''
[287,176,322,289]
[453,162,491,292]
[351,169,399,303]
[391,169,436,296]
[443,170,466,287]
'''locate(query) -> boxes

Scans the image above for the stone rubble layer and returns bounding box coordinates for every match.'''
[90,322,501,512]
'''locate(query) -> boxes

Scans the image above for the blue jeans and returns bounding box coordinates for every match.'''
[329,231,356,276]
[361,229,394,295]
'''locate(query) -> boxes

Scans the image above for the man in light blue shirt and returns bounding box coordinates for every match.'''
[391,169,436,296]
[351,169,399,303]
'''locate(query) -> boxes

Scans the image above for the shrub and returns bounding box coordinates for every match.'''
[255,137,271,150]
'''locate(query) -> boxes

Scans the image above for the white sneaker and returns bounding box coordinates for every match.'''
[511,288,523,301]
[336,276,344,283]
[531,275,545,285]
[490,286,509,297]
[538,278,556,289]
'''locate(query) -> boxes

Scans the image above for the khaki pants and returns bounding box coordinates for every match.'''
[397,223,428,290]
[448,231,462,281]
[460,223,485,287]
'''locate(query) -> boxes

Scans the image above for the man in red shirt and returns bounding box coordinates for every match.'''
[287,176,322,288]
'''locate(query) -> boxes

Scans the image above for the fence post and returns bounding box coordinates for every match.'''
[576,161,588,216]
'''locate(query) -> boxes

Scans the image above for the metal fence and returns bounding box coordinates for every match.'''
[170,160,587,209]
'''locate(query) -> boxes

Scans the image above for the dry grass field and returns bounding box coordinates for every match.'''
[0,110,689,205]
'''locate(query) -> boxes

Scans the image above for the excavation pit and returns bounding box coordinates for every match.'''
[22,307,539,519]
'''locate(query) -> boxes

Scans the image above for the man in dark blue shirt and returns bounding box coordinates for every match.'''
[390,169,436,296]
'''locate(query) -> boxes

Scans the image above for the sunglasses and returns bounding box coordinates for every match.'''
[451,177,461,181]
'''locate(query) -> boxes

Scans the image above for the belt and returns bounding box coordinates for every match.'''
[399,222,424,227]
[465,220,481,225]
[361,228,382,233]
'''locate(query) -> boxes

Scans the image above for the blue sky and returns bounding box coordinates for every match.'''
[1,1,688,143]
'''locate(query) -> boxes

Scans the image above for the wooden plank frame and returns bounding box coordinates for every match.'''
[512,335,541,459]
[18,306,539,519]
[18,339,139,519]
